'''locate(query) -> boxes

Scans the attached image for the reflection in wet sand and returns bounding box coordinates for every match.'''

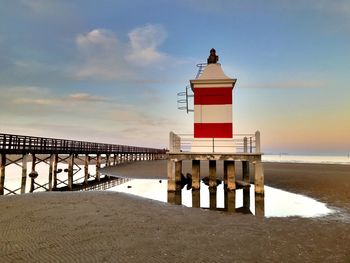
[109,179,333,218]
[170,185,265,216]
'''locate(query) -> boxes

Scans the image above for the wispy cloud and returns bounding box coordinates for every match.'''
[126,24,168,66]
[75,29,133,80]
[74,24,176,81]
[12,91,110,106]
[240,79,328,89]
[19,0,72,15]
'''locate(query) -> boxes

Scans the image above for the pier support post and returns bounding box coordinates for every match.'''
[106,154,110,167]
[254,161,264,195]
[0,154,6,195]
[225,190,236,212]
[68,154,74,190]
[209,188,217,210]
[192,190,200,208]
[96,154,101,181]
[223,161,228,188]
[226,161,236,191]
[242,161,250,183]
[209,160,217,188]
[31,154,36,172]
[48,154,54,191]
[255,193,265,217]
[175,161,182,189]
[84,154,89,184]
[167,160,175,191]
[243,188,250,209]
[167,190,181,205]
[21,154,28,194]
[192,160,200,190]
[53,154,58,189]
[113,154,117,166]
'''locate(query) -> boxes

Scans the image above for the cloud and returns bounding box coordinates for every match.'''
[240,79,328,89]
[75,25,174,80]
[19,0,72,15]
[126,24,168,66]
[75,29,133,80]
[12,91,110,106]
[68,93,109,102]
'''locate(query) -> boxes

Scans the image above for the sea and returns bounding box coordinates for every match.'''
[262,154,350,165]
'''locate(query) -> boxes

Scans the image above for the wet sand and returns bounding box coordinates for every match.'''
[0,161,349,262]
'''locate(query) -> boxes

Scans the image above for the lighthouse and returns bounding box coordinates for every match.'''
[168,49,264,197]
[190,49,237,152]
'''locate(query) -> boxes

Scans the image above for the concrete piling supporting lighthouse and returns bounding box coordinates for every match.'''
[167,49,265,209]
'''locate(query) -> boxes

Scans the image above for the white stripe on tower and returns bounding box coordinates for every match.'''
[194,105,232,123]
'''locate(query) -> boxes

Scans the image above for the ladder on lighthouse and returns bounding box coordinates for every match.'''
[177,63,207,113]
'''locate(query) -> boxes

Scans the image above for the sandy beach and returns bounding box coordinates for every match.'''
[0,161,349,262]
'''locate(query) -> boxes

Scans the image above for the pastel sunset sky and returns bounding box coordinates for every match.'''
[1,0,349,154]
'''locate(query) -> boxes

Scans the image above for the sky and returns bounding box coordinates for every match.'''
[0,0,349,155]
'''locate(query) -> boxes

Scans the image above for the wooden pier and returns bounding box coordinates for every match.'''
[0,133,166,195]
[167,131,264,195]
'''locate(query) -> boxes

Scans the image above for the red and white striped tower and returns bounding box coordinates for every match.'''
[190,54,237,152]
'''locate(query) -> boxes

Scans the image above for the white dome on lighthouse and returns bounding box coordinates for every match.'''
[198,64,231,80]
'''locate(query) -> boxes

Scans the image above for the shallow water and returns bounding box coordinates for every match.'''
[108,179,333,218]
[263,154,350,165]
[2,162,97,194]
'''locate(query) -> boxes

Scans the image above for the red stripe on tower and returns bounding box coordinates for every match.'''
[194,123,232,138]
[194,88,232,105]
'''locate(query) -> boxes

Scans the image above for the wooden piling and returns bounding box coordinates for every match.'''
[48,154,54,191]
[192,160,200,190]
[20,154,28,194]
[255,193,265,217]
[31,154,36,172]
[209,160,217,188]
[226,160,236,191]
[243,188,250,209]
[84,154,89,184]
[167,160,175,191]
[167,191,176,204]
[53,154,58,189]
[175,161,182,190]
[242,161,250,183]
[223,161,228,188]
[192,190,200,208]
[254,161,264,195]
[225,190,235,212]
[106,154,110,167]
[167,190,181,205]
[0,154,6,195]
[68,154,74,190]
[209,188,217,210]
[96,154,101,181]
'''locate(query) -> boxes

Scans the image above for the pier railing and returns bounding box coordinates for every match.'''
[0,133,166,155]
[169,131,261,153]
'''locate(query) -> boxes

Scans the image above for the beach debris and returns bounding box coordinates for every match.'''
[127,185,132,188]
